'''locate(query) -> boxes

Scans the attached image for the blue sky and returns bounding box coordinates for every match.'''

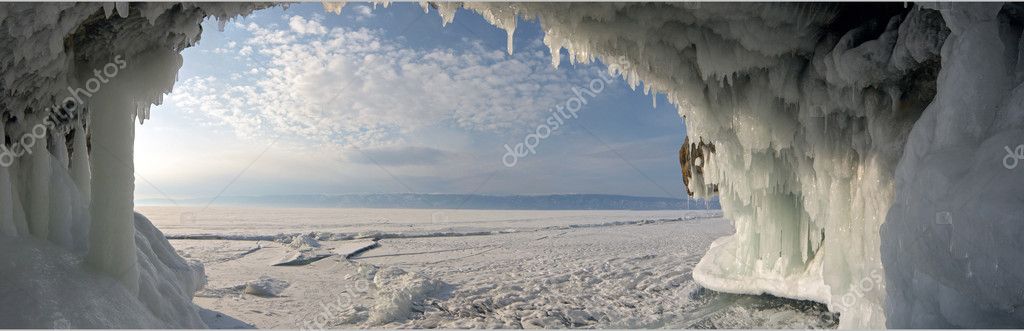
[134,3,688,202]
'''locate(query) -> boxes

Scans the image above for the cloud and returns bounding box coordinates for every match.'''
[288,15,327,35]
[168,15,594,149]
[353,5,374,20]
[347,146,454,166]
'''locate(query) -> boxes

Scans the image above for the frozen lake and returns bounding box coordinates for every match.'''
[140,206,837,329]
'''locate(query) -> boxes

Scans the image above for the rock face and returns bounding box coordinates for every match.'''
[679,136,717,197]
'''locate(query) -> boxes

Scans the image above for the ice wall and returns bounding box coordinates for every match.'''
[454,3,951,327]
[456,2,1015,328]
[882,3,1024,327]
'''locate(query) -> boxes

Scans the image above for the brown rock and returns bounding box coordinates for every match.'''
[679,136,717,197]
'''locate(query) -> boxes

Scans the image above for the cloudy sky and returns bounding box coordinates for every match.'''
[134,3,689,202]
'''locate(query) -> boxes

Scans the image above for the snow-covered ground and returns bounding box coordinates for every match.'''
[140,206,837,329]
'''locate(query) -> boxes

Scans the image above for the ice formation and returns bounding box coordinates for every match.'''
[243,276,291,297]
[0,3,263,327]
[0,213,207,328]
[454,2,1023,328]
[1,2,1021,329]
[882,3,1024,327]
[367,266,444,325]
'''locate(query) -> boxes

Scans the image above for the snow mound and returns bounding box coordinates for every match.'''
[368,266,443,325]
[243,276,290,297]
[283,233,321,251]
[133,213,208,327]
[0,236,165,328]
[0,213,207,328]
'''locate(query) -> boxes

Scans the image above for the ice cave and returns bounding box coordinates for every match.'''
[1,2,1023,329]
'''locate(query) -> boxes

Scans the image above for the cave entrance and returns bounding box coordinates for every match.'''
[123,4,735,328]
[131,3,704,214]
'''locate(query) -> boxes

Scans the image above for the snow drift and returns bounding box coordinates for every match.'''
[0,213,207,328]
[0,2,1022,328]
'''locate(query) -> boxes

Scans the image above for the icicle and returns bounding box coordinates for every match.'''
[545,34,562,69]
[47,129,74,249]
[102,3,115,18]
[436,2,459,26]
[322,1,347,15]
[10,173,28,235]
[115,2,129,18]
[0,123,17,236]
[71,119,91,203]
[505,25,515,55]
[138,3,165,25]
[799,214,809,262]
[24,121,51,241]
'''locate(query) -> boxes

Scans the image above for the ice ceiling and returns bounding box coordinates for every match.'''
[1,2,1022,328]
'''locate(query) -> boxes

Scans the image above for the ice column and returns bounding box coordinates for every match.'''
[0,124,16,236]
[71,119,91,203]
[86,66,142,294]
[27,120,51,240]
[84,48,182,293]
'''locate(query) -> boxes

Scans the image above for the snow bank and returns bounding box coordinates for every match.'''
[0,213,207,328]
[0,235,166,328]
[135,213,209,326]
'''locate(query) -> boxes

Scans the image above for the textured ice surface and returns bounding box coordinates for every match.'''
[156,208,837,329]
[882,3,1024,327]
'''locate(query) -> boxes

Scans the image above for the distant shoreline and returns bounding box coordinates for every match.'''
[135,193,721,211]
